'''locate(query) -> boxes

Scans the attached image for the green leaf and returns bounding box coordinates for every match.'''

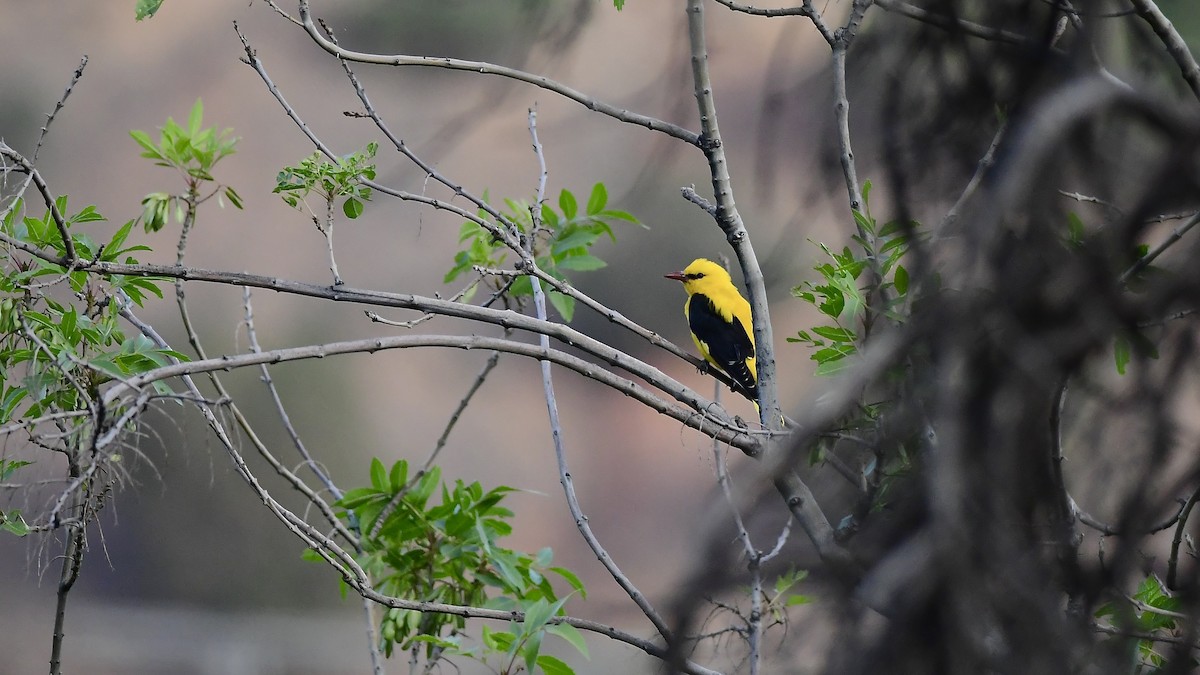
[129,129,164,159]
[829,271,864,321]
[551,230,600,254]
[556,254,606,272]
[585,183,608,215]
[550,566,587,599]
[0,460,33,482]
[369,457,388,492]
[343,197,364,219]
[548,292,575,322]
[224,187,244,210]
[389,459,408,493]
[188,98,203,137]
[1114,335,1131,375]
[559,189,577,221]
[1067,212,1085,246]
[815,355,854,377]
[894,264,909,295]
[546,623,589,658]
[1,510,29,537]
[811,326,856,342]
[537,654,575,675]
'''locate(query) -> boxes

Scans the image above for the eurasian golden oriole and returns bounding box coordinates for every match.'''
[665,258,757,401]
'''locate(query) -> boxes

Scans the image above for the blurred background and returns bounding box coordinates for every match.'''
[5,1,1200,673]
[0,1,843,673]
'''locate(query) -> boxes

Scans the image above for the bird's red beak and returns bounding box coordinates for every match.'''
[664,271,687,281]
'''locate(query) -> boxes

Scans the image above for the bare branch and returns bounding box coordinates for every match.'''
[875,0,1034,46]
[1120,210,1200,284]
[527,108,673,641]
[686,0,782,428]
[0,144,76,263]
[1129,0,1200,103]
[289,2,701,146]
[712,0,836,45]
[97,331,759,455]
[33,55,88,163]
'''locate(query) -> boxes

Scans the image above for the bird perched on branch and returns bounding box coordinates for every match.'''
[665,258,757,402]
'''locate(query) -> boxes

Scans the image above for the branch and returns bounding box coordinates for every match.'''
[103,327,723,675]
[118,296,356,544]
[1120,210,1200,285]
[368,344,504,540]
[97,332,760,455]
[0,226,758,449]
[1129,0,1200,104]
[527,108,673,641]
[49,518,84,675]
[712,0,836,45]
[32,55,88,164]
[0,144,76,263]
[288,2,701,146]
[1167,482,1200,588]
[244,288,344,500]
[874,0,1034,47]
[478,264,749,398]
[686,0,782,428]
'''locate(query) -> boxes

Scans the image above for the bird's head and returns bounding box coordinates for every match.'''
[664,258,732,295]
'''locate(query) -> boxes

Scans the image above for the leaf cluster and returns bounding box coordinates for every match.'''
[329,459,588,673]
[130,98,243,232]
[0,195,181,536]
[274,142,377,221]
[789,182,916,376]
[1095,574,1198,673]
[444,183,640,321]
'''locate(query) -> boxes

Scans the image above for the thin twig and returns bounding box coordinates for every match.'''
[368,342,505,540]
[33,56,88,163]
[292,1,701,146]
[117,297,356,544]
[1120,211,1200,284]
[711,385,763,675]
[527,107,674,642]
[874,0,1034,46]
[0,144,76,263]
[243,288,343,499]
[1167,483,1200,588]
[940,120,1008,233]
[712,0,836,45]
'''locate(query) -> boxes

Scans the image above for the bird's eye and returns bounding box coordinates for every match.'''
[687,273,703,280]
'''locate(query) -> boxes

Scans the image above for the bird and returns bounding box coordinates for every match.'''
[665,258,758,402]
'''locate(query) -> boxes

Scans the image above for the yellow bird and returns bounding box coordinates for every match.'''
[665,258,757,401]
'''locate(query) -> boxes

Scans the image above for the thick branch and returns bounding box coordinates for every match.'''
[686,0,782,428]
[1129,0,1200,103]
[98,332,759,455]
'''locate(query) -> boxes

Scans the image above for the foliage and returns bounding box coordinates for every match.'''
[445,182,640,321]
[1095,574,1198,673]
[274,142,377,221]
[0,195,177,537]
[130,98,242,232]
[134,0,166,21]
[789,181,916,376]
[329,459,588,673]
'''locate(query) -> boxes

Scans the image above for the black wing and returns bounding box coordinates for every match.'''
[687,293,757,398]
